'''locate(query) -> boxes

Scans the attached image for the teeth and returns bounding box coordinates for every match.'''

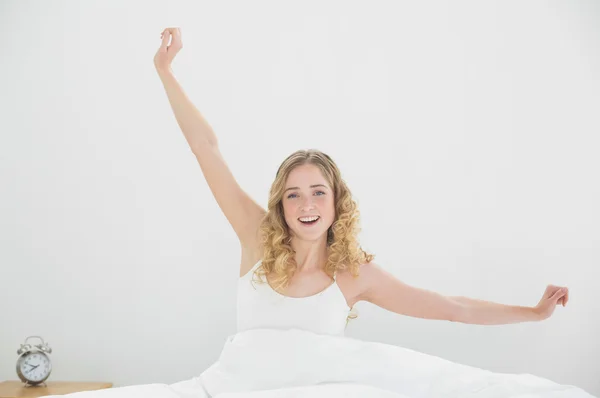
[299,216,319,222]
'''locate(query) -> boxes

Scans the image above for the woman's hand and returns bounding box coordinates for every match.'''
[154,27,183,73]
[533,284,569,321]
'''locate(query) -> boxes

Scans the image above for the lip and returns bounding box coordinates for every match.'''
[298,216,321,224]
[298,216,321,227]
[297,215,320,220]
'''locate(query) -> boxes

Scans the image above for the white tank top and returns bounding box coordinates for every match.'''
[237,259,352,337]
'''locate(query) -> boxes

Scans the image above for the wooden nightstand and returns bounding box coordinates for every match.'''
[0,381,112,398]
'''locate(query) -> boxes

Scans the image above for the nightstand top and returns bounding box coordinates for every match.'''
[0,381,112,398]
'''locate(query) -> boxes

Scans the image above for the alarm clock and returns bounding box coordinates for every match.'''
[16,335,53,386]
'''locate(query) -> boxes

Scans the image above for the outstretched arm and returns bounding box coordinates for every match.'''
[359,263,569,325]
[452,284,570,325]
[360,262,465,323]
[449,295,536,325]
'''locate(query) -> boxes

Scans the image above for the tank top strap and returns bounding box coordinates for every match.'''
[250,259,263,276]
[241,259,263,280]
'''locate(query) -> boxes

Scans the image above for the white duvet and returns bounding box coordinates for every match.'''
[46,328,596,398]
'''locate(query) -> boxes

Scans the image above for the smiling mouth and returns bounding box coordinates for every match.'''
[298,216,320,225]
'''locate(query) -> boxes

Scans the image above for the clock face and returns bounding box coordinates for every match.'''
[19,352,51,383]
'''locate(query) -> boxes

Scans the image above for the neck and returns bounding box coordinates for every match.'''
[290,235,329,272]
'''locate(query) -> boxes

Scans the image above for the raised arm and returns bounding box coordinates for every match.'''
[154,28,266,250]
[154,27,218,150]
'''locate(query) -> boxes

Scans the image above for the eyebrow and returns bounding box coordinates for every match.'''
[284,184,328,193]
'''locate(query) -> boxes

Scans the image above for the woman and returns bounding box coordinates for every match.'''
[154,27,569,337]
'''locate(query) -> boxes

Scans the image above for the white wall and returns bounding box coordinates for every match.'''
[1,0,598,395]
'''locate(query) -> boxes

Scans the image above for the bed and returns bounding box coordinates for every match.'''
[45,328,596,398]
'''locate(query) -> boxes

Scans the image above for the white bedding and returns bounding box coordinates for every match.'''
[45,328,596,398]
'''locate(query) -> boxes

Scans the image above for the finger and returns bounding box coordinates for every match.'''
[557,287,568,306]
[545,285,557,297]
[170,28,182,47]
[563,289,569,306]
[166,27,180,36]
[160,30,170,50]
[558,289,567,304]
[550,288,565,301]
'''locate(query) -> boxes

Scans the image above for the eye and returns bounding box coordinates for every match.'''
[286,191,326,199]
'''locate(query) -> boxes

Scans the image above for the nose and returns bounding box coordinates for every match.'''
[300,196,315,210]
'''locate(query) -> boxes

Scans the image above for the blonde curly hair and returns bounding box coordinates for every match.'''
[251,149,375,327]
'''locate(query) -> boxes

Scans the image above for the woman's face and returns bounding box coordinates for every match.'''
[282,163,335,241]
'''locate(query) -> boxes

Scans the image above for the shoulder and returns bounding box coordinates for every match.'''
[336,261,378,278]
[335,261,376,303]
